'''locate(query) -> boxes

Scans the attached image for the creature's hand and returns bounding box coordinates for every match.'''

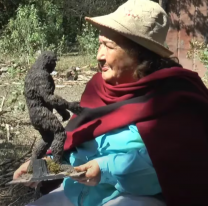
[72,160,101,186]
[68,102,84,115]
[61,110,71,121]
[56,108,71,121]
[13,160,39,188]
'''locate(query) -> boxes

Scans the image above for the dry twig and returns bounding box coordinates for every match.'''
[7,197,21,206]
[0,136,37,176]
[0,96,5,112]
[5,124,10,141]
[0,179,10,187]
[0,159,15,167]
[0,172,13,179]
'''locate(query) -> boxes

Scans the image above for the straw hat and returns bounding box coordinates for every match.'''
[85,0,173,57]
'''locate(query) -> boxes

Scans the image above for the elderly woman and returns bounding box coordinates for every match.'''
[14,0,208,206]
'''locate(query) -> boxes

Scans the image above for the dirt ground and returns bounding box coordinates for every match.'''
[0,55,96,206]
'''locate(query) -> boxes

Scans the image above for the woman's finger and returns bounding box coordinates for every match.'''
[74,164,88,172]
[71,175,88,182]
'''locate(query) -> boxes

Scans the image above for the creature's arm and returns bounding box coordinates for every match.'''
[95,148,161,195]
[38,75,83,115]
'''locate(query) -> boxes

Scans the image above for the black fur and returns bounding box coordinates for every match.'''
[24,51,83,166]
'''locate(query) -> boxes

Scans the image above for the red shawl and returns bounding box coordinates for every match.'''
[50,67,208,205]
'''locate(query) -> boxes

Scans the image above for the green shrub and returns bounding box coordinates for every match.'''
[187,40,208,68]
[0,4,44,56]
[77,22,99,59]
[200,47,208,68]
[0,3,67,64]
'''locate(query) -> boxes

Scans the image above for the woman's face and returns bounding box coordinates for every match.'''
[97,29,139,85]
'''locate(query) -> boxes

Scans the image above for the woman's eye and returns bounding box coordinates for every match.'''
[105,44,113,49]
[99,42,113,50]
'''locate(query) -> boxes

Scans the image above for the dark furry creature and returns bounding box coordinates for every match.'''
[24,51,83,169]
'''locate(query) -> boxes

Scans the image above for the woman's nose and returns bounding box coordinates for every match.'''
[97,45,106,61]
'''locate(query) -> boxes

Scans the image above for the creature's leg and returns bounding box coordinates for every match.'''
[38,112,66,164]
[29,108,70,171]
[49,119,75,172]
[28,131,53,172]
[29,107,55,160]
[33,132,53,160]
[50,130,66,164]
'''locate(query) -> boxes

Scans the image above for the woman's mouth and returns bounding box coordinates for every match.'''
[101,67,109,72]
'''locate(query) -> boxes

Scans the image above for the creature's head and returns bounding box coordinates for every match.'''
[36,51,58,73]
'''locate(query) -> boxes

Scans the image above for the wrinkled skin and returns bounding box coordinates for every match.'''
[24,51,83,171]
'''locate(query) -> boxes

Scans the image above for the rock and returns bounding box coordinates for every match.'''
[0,67,8,72]
[55,85,66,88]
[60,67,80,81]
[0,64,7,67]
[13,63,19,68]
[75,67,80,71]
[15,131,21,135]
[51,71,58,76]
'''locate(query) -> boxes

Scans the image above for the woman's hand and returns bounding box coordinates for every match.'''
[72,160,101,186]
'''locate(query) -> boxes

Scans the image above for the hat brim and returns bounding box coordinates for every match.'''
[85,15,173,57]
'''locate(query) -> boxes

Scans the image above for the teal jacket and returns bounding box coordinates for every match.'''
[62,125,161,206]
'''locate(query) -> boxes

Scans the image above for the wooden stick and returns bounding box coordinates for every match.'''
[5,124,10,141]
[7,197,21,205]
[0,172,13,179]
[0,159,15,167]
[0,96,5,112]
[0,179,10,187]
